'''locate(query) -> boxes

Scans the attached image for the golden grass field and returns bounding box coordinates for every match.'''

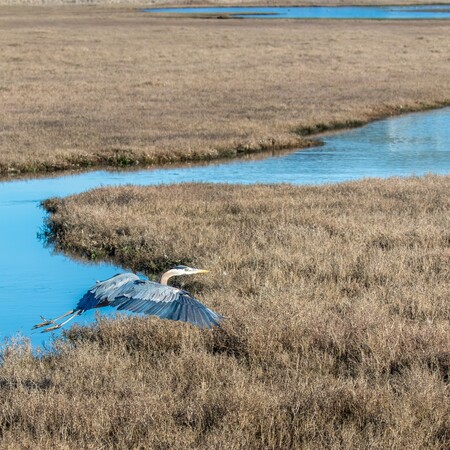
[1,177,446,448]
[1,5,450,175]
[1,3,449,448]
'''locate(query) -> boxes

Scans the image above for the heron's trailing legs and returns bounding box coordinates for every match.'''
[41,310,82,333]
[32,309,75,329]
[32,309,81,333]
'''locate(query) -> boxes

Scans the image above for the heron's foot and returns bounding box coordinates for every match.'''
[41,324,61,333]
[32,316,55,329]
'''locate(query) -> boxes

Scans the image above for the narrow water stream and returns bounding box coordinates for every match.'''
[144,5,450,20]
[1,108,449,346]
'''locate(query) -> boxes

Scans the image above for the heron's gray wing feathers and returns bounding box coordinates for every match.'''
[76,273,140,311]
[110,280,222,328]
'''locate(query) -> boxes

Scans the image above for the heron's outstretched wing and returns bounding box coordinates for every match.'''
[76,273,140,311]
[109,280,223,329]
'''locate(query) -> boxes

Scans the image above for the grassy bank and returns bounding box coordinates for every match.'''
[1,176,447,448]
[1,6,450,176]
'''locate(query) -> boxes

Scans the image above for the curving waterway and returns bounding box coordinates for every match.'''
[1,107,449,347]
[144,5,450,20]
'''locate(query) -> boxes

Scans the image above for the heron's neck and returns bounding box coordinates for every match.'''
[160,270,174,286]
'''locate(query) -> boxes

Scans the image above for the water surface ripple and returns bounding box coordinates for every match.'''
[1,108,449,346]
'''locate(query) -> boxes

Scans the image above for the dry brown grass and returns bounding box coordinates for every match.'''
[1,5,450,175]
[1,177,448,448]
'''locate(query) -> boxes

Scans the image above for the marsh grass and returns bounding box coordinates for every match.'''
[1,6,450,175]
[1,177,447,448]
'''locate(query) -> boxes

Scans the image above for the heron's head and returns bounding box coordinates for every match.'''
[160,265,209,285]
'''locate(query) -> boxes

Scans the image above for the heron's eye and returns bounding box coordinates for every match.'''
[184,267,189,272]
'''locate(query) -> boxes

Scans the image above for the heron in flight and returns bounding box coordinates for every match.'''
[33,265,222,333]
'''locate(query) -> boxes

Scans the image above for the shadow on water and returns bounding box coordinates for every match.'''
[1,107,449,347]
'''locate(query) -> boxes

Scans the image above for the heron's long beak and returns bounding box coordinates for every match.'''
[195,269,209,274]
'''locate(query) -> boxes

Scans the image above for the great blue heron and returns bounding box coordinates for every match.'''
[33,265,223,333]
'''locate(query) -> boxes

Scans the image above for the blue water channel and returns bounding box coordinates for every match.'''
[1,107,449,347]
[144,5,450,20]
